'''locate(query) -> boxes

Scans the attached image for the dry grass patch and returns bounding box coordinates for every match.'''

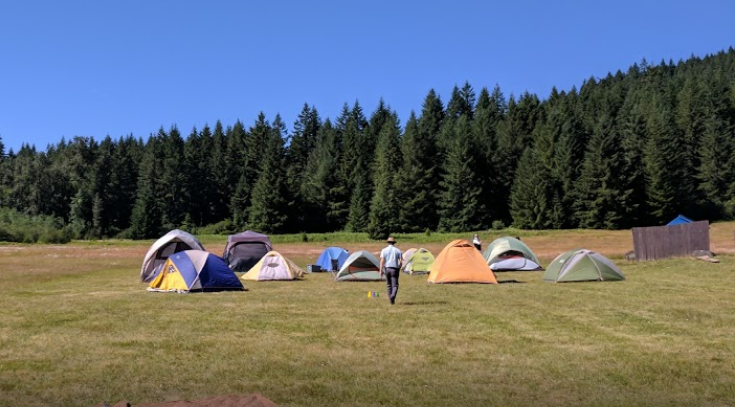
[1,225,735,406]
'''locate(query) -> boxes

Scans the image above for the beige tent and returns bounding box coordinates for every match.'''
[241,251,305,281]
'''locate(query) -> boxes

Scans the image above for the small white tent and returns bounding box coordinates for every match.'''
[140,229,204,283]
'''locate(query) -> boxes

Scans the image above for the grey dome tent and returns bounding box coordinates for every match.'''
[543,249,625,283]
[484,236,542,271]
[141,229,205,283]
[223,230,273,272]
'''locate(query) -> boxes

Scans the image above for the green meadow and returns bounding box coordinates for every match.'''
[1,226,734,407]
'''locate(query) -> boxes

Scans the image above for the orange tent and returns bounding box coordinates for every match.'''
[428,239,498,284]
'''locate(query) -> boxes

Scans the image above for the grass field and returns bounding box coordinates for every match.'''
[1,224,734,407]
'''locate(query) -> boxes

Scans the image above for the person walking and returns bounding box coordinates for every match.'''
[379,236,403,305]
[473,234,482,251]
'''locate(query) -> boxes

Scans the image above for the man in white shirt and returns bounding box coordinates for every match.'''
[379,236,403,305]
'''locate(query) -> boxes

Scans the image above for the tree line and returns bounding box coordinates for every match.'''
[1,48,734,240]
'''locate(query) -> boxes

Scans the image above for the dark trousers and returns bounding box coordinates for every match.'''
[384,267,400,304]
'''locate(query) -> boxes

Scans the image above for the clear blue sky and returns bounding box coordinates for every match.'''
[1,0,733,152]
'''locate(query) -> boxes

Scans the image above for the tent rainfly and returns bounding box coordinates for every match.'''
[334,250,383,281]
[543,249,625,282]
[484,236,541,268]
[428,239,497,284]
[223,230,273,272]
[147,250,244,293]
[401,248,435,274]
[241,251,305,281]
[141,229,205,283]
[315,246,350,272]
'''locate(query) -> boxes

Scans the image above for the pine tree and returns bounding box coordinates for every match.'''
[697,114,733,216]
[437,116,484,232]
[129,137,163,239]
[90,136,115,237]
[248,116,288,233]
[66,136,99,237]
[412,89,445,230]
[494,96,532,224]
[209,121,230,222]
[509,148,553,229]
[574,115,632,229]
[183,127,208,227]
[302,119,342,231]
[334,102,368,229]
[396,112,437,232]
[473,87,501,227]
[617,96,649,226]
[367,112,402,239]
[286,104,321,228]
[109,135,141,232]
[159,126,186,229]
[226,120,249,226]
[232,116,269,227]
[643,101,688,223]
[345,160,371,232]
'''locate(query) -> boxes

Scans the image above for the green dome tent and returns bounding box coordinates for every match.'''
[543,249,625,283]
[484,236,540,265]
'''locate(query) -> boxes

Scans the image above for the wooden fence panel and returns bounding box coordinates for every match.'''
[632,221,709,261]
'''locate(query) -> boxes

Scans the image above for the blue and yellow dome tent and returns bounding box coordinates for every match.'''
[148,250,244,293]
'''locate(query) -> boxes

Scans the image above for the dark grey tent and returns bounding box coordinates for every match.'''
[223,230,273,271]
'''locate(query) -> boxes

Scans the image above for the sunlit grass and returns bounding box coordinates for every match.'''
[1,224,734,406]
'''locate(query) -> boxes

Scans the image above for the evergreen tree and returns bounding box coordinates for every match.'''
[412,89,445,230]
[574,115,634,229]
[616,95,649,226]
[159,126,187,229]
[209,121,230,222]
[129,136,163,239]
[494,96,532,224]
[248,115,288,233]
[109,135,141,233]
[509,148,553,229]
[345,159,371,232]
[302,119,342,231]
[90,136,115,237]
[643,101,689,222]
[286,104,321,228]
[183,127,207,227]
[396,112,437,232]
[367,112,402,239]
[697,114,733,216]
[66,136,99,237]
[437,116,484,232]
[472,87,501,227]
[232,116,268,228]
[553,91,588,228]
[334,102,368,229]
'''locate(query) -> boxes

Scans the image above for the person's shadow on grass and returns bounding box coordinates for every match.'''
[398,300,449,306]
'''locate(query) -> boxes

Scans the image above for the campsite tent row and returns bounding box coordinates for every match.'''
[141,229,274,283]
[141,230,624,292]
[147,248,307,292]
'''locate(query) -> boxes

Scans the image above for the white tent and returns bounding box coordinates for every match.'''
[140,229,204,282]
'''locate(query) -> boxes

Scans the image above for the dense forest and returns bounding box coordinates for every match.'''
[1,49,735,241]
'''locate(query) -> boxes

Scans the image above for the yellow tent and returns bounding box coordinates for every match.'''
[428,239,497,284]
[402,248,435,275]
[241,251,305,281]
